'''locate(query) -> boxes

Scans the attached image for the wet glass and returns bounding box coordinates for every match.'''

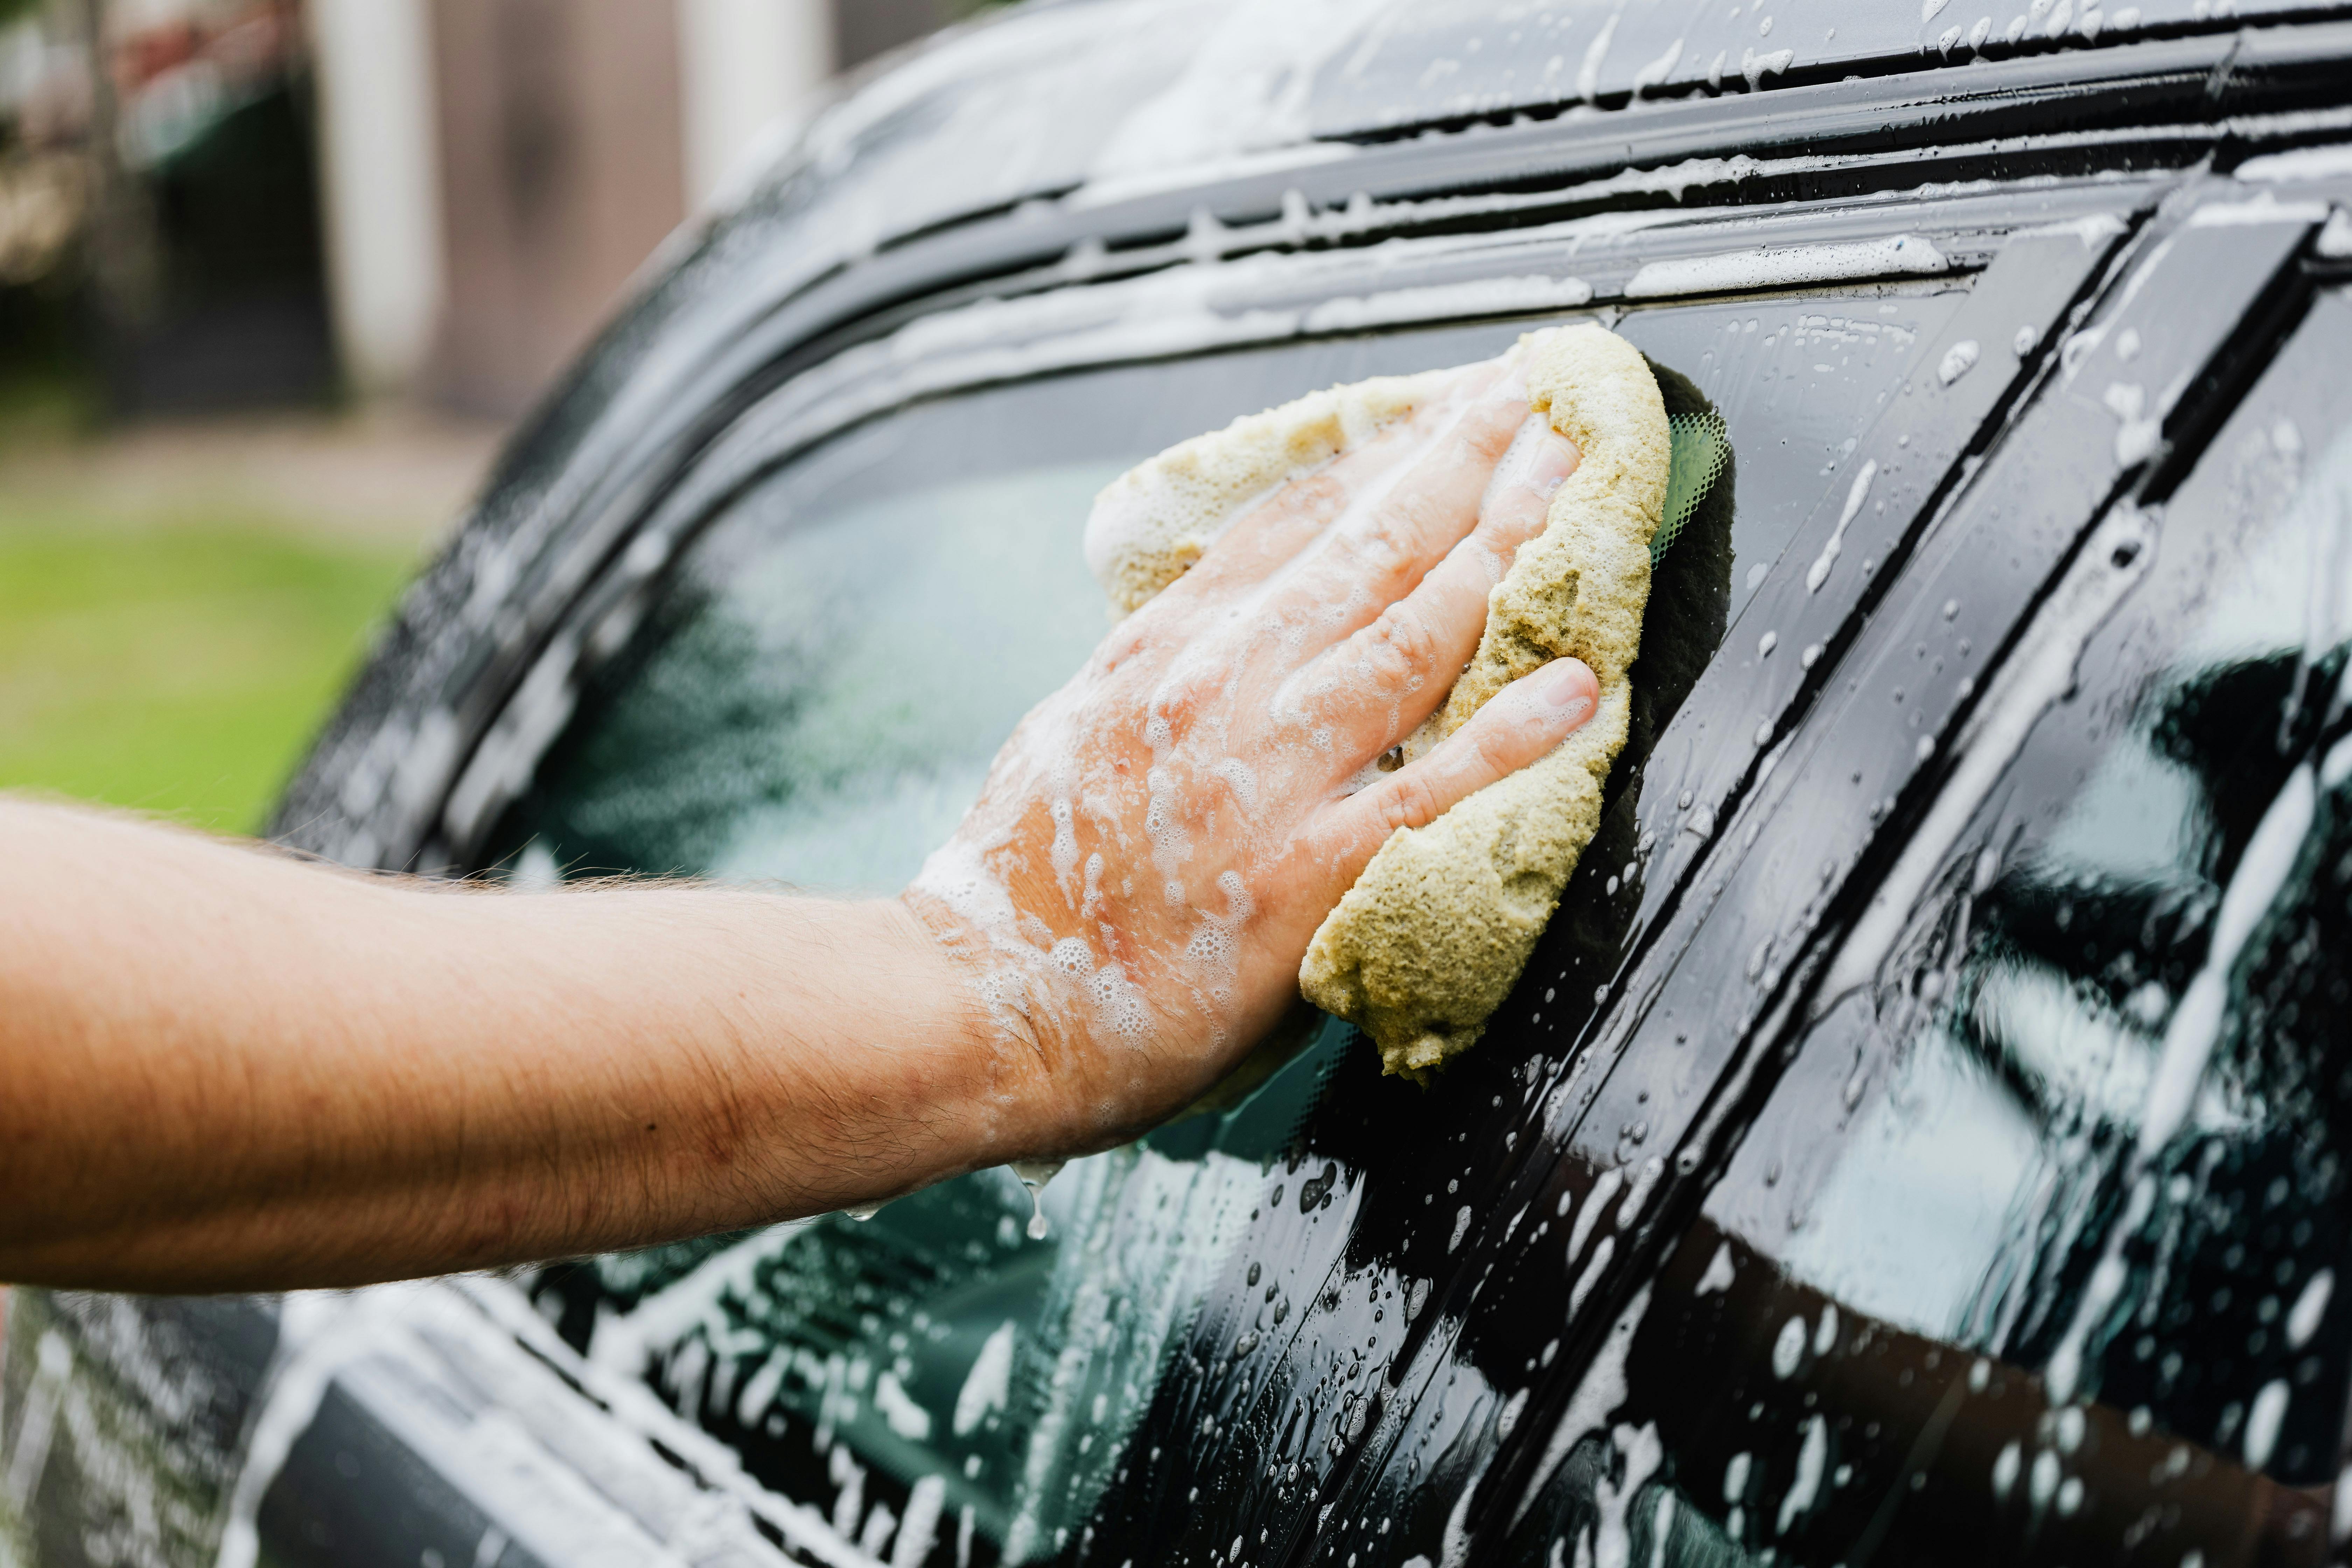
[475,286,1974,1565]
[1510,289,2352,1566]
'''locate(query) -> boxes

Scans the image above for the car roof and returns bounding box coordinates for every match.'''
[792,0,2352,246]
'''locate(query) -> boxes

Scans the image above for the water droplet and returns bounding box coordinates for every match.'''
[1991,1441,2021,1499]
[1772,1317,1807,1377]
[1010,1159,1063,1240]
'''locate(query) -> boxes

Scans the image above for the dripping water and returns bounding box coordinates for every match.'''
[1010,1159,1065,1239]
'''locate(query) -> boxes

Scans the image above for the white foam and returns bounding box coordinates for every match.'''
[1568,1236,1617,1320]
[1209,757,1259,811]
[2235,144,2352,184]
[2244,1379,2290,1471]
[1569,1168,1623,1261]
[1625,234,1950,299]
[2138,761,2314,1154]
[1804,459,1877,593]
[1694,1242,1737,1295]
[952,1322,1016,1438]
[1511,1284,1654,1527]
[1589,1422,1664,1568]
[1048,767,1081,905]
[1303,275,1595,333]
[1776,1415,1828,1534]
[2289,1270,2333,1349]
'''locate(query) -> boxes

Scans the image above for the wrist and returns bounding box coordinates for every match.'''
[888,887,1079,1169]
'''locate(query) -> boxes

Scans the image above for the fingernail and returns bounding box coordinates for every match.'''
[1531,432,1578,497]
[1538,659,1596,714]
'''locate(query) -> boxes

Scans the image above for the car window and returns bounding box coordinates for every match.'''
[1506,287,2352,1568]
[474,286,1975,1566]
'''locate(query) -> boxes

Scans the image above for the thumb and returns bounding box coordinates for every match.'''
[1302,657,1599,890]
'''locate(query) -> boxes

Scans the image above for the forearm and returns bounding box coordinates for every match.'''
[0,798,1026,1292]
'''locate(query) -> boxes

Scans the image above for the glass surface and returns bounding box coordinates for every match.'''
[479,290,1975,1564]
[1512,291,2352,1566]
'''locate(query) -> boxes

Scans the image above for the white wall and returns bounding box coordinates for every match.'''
[307,0,443,396]
[676,0,834,213]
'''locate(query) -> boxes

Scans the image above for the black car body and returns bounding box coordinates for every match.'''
[10,1,2352,1563]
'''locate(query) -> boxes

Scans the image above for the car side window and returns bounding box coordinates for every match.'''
[1508,287,2352,1568]
[471,286,1980,1566]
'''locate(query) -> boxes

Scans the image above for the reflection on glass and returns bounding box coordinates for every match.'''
[1515,298,2352,1567]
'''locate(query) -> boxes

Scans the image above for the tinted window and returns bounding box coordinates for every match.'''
[1508,289,2352,1567]
[479,286,1974,1565]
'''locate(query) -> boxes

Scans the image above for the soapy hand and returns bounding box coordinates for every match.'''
[904,356,1599,1154]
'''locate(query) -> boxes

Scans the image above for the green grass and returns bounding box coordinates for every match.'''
[0,519,420,834]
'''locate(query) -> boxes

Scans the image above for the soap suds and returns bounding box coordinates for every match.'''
[1083,370,1452,615]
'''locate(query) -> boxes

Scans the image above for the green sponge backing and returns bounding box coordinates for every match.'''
[1655,411,1729,562]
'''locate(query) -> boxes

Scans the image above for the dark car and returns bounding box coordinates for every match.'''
[11,1,2352,1563]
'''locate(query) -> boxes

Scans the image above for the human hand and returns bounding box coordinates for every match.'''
[904,354,1600,1155]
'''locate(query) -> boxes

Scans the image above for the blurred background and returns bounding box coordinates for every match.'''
[0,0,979,832]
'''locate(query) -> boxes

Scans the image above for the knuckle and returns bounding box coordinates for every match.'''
[1344,520,1413,583]
[1378,773,1443,835]
[1386,486,1458,547]
[1467,714,1527,777]
[1148,667,1221,735]
[1366,603,1440,686]
[1281,474,1348,526]
[1483,483,1550,537]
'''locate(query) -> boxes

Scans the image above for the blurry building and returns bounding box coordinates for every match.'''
[0,0,966,421]
[313,0,965,418]
[0,0,334,415]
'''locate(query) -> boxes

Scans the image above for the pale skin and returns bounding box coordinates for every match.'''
[0,364,1595,1294]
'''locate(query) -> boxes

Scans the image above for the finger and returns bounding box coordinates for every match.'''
[1241,371,1535,657]
[1152,360,1506,618]
[1295,657,1599,886]
[1281,419,1578,760]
